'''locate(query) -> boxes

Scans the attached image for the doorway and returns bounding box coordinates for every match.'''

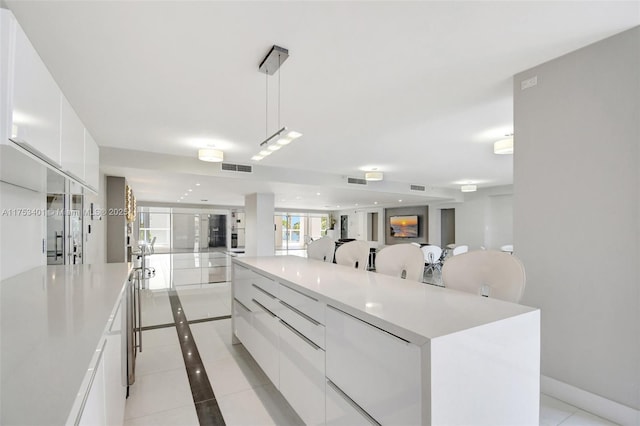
[340,215,348,239]
[441,208,455,247]
[208,214,227,248]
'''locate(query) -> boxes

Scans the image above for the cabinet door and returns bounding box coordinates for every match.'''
[250,299,280,387]
[326,306,421,425]
[279,320,325,425]
[233,299,254,351]
[104,301,126,426]
[61,95,85,180]
[78,346,106,426]
[326,380,379,426]
[84,130,99,190]
[11,15,61,166]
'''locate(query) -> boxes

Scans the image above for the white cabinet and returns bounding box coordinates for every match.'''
[326,380,377,426]
[10,11,61,166]
[84,129,99,190]
[61,95,85,180]
[325,306,421,425]
[279,320,326,425]
[104,300,126,426]
[78,347,106,426]
[250,299,280,387]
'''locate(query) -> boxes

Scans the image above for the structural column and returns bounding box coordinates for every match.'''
[244,193,275,257]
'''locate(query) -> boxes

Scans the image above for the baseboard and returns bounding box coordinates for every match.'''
[541,375,640,426]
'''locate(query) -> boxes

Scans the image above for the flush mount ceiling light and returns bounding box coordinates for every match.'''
[494,134,514,155]
[461,184,477,192]
[198,148,224,162]
[365,171,384,181]
[252,45,302,162]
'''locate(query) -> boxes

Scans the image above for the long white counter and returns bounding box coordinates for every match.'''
[232,255,540,425]
[0,263,131,425]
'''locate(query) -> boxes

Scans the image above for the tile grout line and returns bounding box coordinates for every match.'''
[167,289,226,426]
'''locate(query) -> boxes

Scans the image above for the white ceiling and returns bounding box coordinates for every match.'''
[6,1,640,210]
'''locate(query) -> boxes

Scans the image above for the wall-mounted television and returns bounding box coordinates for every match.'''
[389,215,418,238]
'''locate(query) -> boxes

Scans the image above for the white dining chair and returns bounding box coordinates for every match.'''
[452,245,468,256]
[375,244,424,282]
[335,240,370,270]
[442,250,526,303]
[306,236,335,262]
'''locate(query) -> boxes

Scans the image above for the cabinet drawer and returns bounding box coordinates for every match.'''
[279,321,325,425]
[278,299,325,349]
[326,306,422,425]
[250,302,279,388]
[251,283,279,314]
[278,283,325,324]
[233,299,253,347]
[326,379,379,426]
[233,280,254,311]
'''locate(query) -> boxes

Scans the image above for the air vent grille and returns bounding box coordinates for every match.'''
[347,177,368,185]
[410,184,426,191]
[221,163,253,173]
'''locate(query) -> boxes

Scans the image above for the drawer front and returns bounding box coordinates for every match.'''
[278,300,325,349]
[326,380,379,426]
[233,280,254,311]
[326,306,422,425]
[233,299,254,349]
[250,274,278,296]
[251,283,279,314]
[250,301,280,388]
[279,321,326,426]
[278,283,325,324]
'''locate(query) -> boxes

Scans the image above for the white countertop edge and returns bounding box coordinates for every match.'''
[64,270,131,426]
[233,256,538,345]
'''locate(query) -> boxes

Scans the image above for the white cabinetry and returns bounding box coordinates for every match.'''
[326,306,421,425]
[10,11,61,166]
[1,9,100,191]
[83,130,99,190]
[72,289,127,426]
[61,95,85,180]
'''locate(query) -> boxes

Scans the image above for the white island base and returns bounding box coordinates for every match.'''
[232,256,540,425]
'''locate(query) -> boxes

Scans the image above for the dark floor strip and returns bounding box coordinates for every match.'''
[140,322,175,331]
[139,314,232,332]
[168,289,226,426]
[188,315,231,325]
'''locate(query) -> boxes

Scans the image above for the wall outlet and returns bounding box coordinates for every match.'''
[521,76,538,90]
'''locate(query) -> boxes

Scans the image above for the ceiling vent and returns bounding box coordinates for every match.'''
[410,184,426,192]
[347,177,368,185]
[221,163,253,173]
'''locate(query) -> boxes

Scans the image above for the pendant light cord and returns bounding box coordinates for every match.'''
[278,53,281,129]
[265,68,268,138]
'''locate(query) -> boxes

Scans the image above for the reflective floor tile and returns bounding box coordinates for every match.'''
[216,384,303,426]
[123,404,198,426]
[124,369,193,420]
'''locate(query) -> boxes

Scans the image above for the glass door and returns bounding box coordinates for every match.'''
[68,194,83,264]
[46,194,65,265]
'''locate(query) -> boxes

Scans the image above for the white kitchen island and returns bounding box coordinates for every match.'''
[232,255,540,426]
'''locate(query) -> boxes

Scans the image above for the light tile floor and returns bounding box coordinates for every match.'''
[124,252,618,426]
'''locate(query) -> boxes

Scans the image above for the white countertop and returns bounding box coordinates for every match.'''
[0,262,131,426]
[234,256,537,345]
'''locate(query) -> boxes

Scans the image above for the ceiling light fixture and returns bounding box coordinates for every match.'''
[252,45,302,161]
[365,171,384,181]
[494,134,514,155]
[198,148,224,162]
[461,184,477,192]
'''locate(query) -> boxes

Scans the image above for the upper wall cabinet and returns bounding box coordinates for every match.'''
[84,130,99,191]
[1,9,99,192]
[61,95,85,181]
[9,10,62,167]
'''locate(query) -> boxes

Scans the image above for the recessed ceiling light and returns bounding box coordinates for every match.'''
[461,184,477,192]
[355,203,359,206]
[398,199,403,202]
[195,183,200,186]
[259,150,271,156]
[198,148,224,162]
[316,192,321,196]
[188,189,192,192]
[337,205,340,208]
[251,155,264,161]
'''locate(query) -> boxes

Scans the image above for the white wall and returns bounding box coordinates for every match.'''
[429,186,513,250]
[334,207,385,248]
[83,173,106,265]
[245,193,274,256]
[514,26,639,420]
[0,181,46,280]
